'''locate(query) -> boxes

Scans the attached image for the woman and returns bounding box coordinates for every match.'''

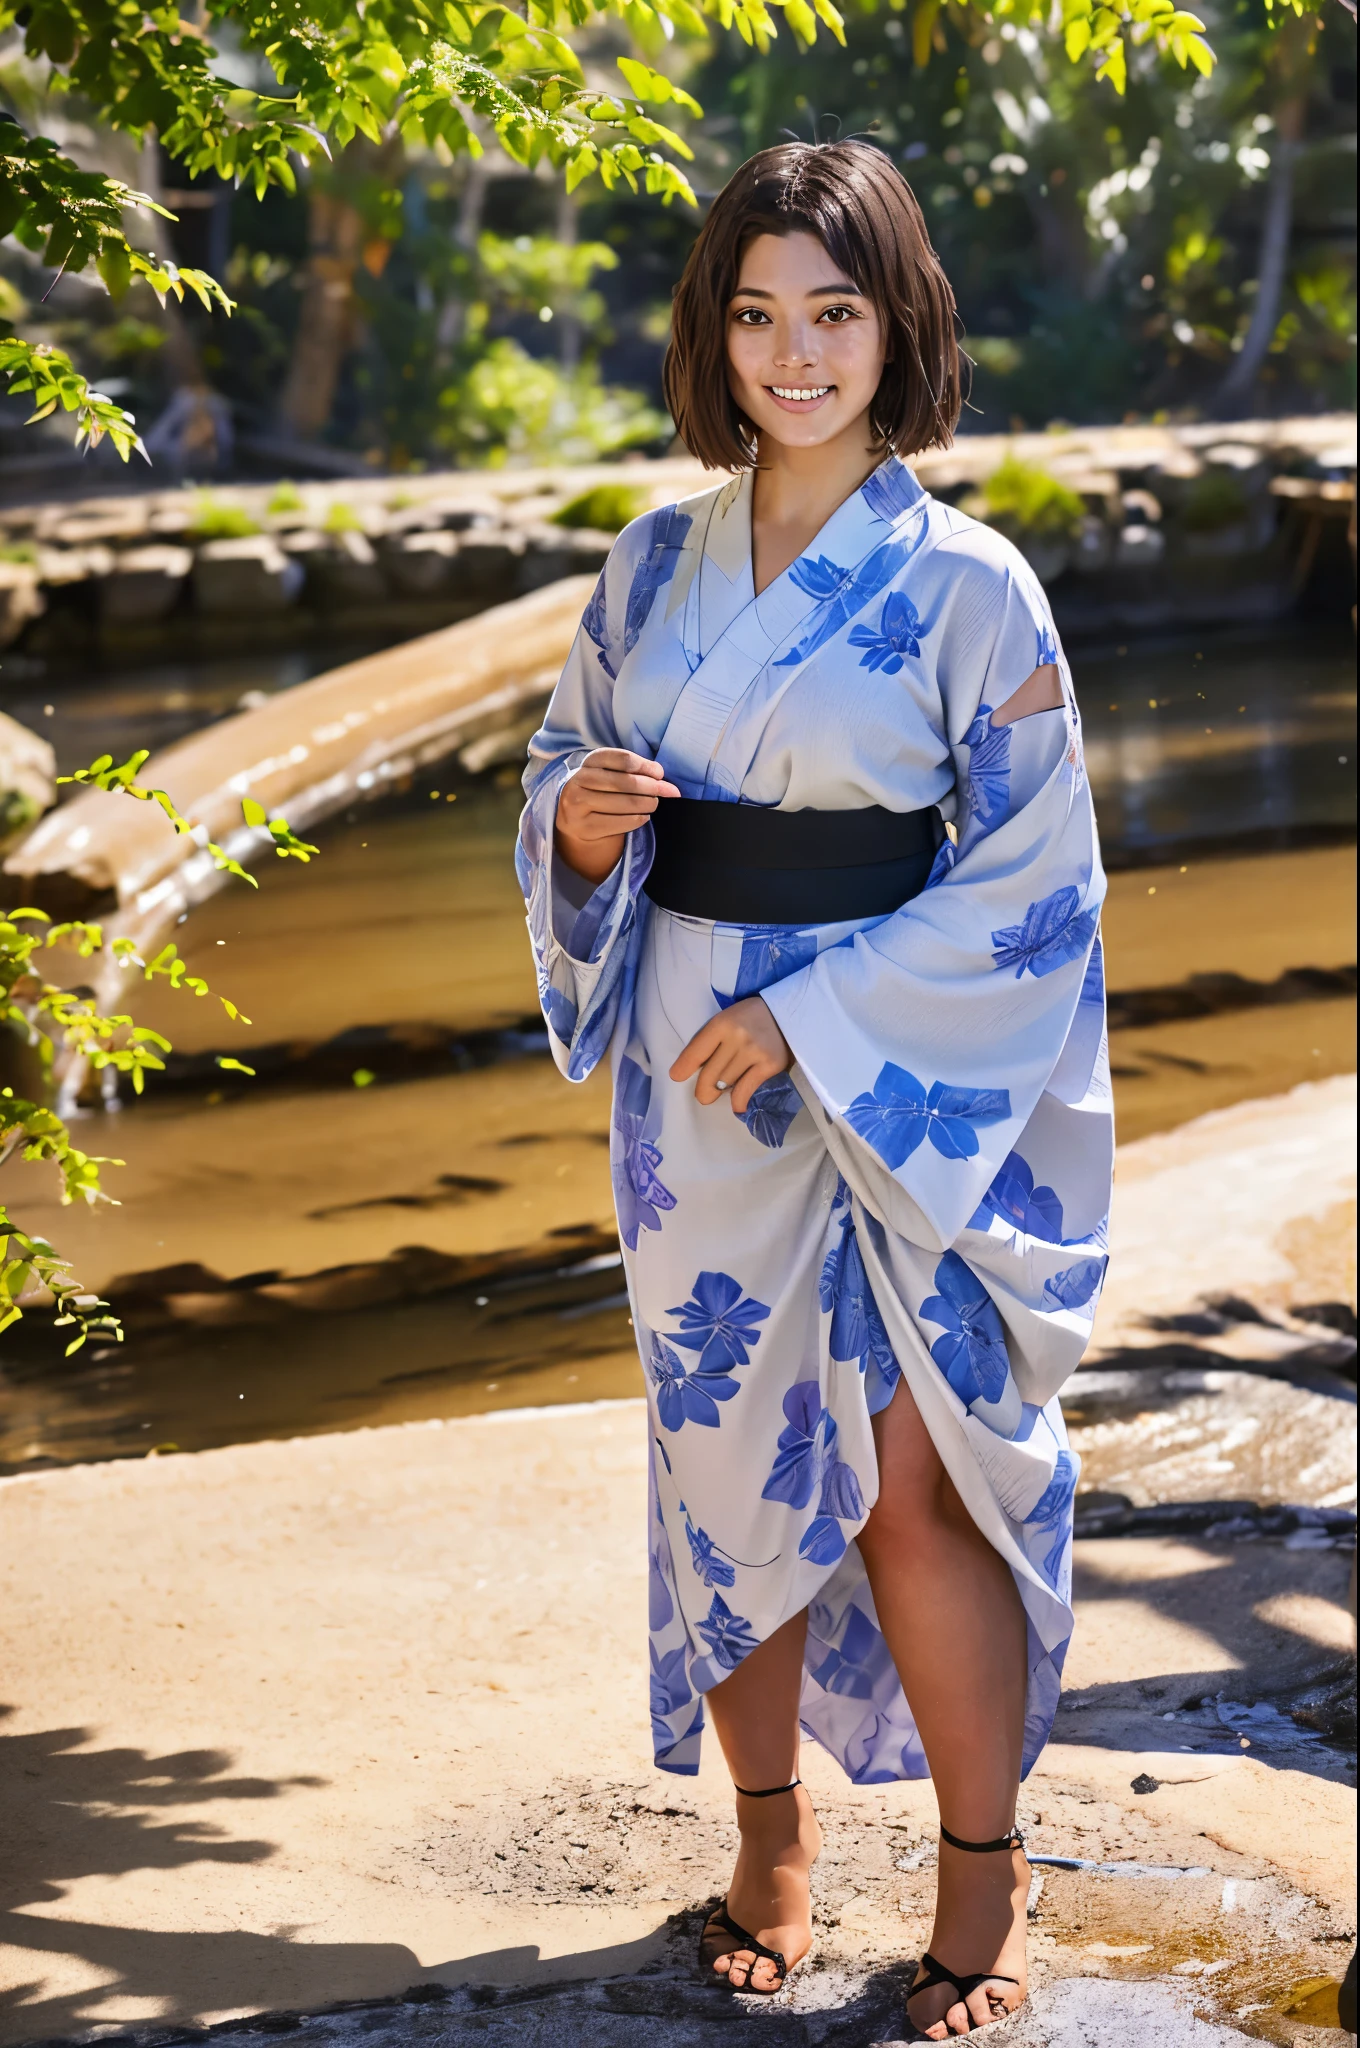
[516,141,1110,2040]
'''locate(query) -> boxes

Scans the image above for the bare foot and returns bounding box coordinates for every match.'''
[906,1840,1029,2037]
[704,1784,821,1993]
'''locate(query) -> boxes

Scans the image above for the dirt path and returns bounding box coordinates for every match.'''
[0,1080,1354,2044]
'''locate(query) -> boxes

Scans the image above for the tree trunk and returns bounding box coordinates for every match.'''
[1216,92,1306,417]
[275,184,365,439]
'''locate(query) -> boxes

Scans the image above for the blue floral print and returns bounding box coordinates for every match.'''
[1079,935,1105,1006]
[1042,1256,1107,1314]
[686,1520,736,1589]
[991,886,1099,980]
[646,1330,742,1433]
[738,1075,803,1150]
[1036,622,1060,670]
[969,1151,1065,1242]
[848,590,923,672]
[961,707,1012,830]
[821,1187,900,1387]
[845,1061,1012,1169]
[649,1522,675,1629]
[623,506,693,661]
[650,1638,692,1723]
[666,1270,770,1373]
[733,925,819,1001]
[539,975,579,1047]
[808,1603,895,1700]
[920,1252,1012,1407]
[1024,1448,1077,1585]
[923,837,956,890]
[774,533,923,668]
[581,568,614,678]
[788,555,849,602]
[685,1518,777,1586]
[761,1381,866,1566]
[697,1592,761,1671]
[862,460,925,527]
[612,1055,677,1250]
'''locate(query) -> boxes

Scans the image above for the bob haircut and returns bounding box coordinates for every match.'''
[663,141,961,472]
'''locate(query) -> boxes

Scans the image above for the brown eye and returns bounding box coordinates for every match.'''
[820,305,856,324]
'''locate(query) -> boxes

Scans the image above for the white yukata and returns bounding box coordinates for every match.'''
[516,455,1111,1785]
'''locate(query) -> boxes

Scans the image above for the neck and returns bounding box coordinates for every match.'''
[751,416,886,531]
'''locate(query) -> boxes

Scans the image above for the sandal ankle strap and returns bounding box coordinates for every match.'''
[940,1821,1026,1854]
[733,1777,802,1798]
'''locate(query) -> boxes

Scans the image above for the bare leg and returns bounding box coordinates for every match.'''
[856,1380,1030,2038]
[702,1609,822,1992]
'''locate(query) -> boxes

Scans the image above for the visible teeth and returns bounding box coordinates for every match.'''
[771,386,829,401]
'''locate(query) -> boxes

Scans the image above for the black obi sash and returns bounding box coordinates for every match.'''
[644,797,941,926]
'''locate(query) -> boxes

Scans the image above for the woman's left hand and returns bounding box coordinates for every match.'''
[670,997,793,1113]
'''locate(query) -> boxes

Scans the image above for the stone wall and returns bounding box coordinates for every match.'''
[0,416,1352,659]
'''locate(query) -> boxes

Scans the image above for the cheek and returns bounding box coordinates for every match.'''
[726,329,767,390]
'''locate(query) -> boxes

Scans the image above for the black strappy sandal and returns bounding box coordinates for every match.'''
[904,1823,1027,2039]
[697,1778,806,1997]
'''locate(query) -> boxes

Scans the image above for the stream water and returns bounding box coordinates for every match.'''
[1,616,1355,1477]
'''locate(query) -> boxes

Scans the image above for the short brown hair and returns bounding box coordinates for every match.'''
[663,141,961,472]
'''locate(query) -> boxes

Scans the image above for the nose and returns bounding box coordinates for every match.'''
[772,317,819,370]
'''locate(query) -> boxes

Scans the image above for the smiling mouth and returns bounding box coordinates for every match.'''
[768,385,832,403]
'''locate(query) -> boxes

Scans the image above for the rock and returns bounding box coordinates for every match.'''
[1115,524,1166,568]
[37,505,149,547]
[295,529,389,606]
[0,560,43,647]
[35,543,114,586]
[517,525,613,593]
[99,544,194,625]
[381,528,462,596]
[446,529,526,603]
[192,536,305,615]
[0,707,56,849]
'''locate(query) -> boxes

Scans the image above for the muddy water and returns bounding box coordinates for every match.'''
[0,622,1354,1473]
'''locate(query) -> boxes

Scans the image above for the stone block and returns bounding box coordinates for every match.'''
[517,525,613,593]
[445,529,526,603]
[295,528,389,606]
[99,544,194,625]
[192,536,304,615]
[1115,524,1166,568]
[381,529,461,596]
[0,561,44,647]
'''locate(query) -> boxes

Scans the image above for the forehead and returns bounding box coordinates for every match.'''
[732,229,853,294]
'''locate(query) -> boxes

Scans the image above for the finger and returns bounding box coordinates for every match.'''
[670,1017,723,1083]
[692,1046,737,1105]
[575,769,678,799]
[728,1058,777,1115]
[570,789,664,816]
[586,751,682,797]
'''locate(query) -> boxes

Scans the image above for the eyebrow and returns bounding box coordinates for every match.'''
[731,282,864,299]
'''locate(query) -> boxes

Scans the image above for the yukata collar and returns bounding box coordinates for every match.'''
[660,455,929,798]
[716,453,926,653]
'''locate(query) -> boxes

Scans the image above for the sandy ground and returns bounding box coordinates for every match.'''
[1,1083,1355,2045]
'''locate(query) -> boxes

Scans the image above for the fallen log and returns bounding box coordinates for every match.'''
[5,573,589,917]
[3,576,588,1104]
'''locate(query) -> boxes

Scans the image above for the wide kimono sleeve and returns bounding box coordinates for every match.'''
[761,531,1106,1255]
[515,521,658,1082]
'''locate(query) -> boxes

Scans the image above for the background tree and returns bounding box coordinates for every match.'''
[0,0,1233,464]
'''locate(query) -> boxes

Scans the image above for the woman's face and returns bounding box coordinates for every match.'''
[725,230,886,454]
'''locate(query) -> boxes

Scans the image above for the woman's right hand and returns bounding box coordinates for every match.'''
[554,748,680,885]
